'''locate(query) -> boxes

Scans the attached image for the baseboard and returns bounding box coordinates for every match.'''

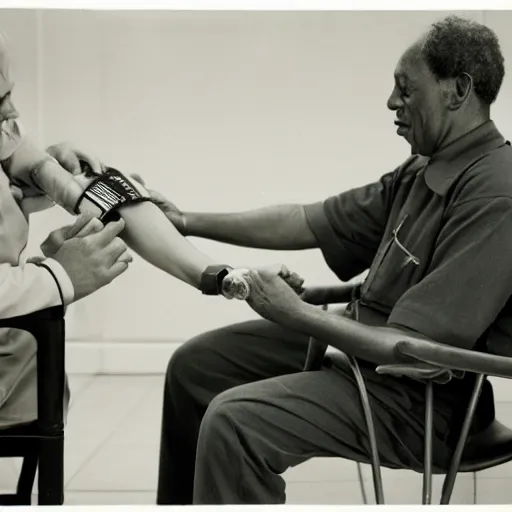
[65,339,181,375]
[66,340,512,402]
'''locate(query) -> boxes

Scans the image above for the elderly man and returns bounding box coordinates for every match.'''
[0,32,131,428]
[153,15,511,504]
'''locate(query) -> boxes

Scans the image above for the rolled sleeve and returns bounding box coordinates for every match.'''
[388,196,512,349]
[304,201,367,280]
[0,261,73,319]
[40,258,75,306]
[304,169,397,281]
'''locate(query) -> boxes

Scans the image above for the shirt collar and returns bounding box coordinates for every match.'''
[424,121,507,196]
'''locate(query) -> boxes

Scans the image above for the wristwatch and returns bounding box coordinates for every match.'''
[199,265,233,295]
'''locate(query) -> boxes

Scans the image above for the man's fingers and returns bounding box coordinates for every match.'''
[284,271,305,289]
[89,218,126,247]
[105,259,130,282]
[75,217,104,238]
[65,213,97,238]
[256,263,289,279]
[58,150,82,175]
[130,173,145,185]
[75,149,104,175]
[284,271,304,284]
[41,228,66,257]
[116,249,133,264]
[104,238,131,266]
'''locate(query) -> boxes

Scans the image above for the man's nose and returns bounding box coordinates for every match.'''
[387,87,401,111]
[0,96,18,121]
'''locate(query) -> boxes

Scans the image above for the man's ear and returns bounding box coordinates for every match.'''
[446,73,473,110]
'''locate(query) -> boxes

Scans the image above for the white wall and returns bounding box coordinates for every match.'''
[0,9,507,343]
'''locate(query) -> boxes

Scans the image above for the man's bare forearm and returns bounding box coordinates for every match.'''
[184,204,318,250]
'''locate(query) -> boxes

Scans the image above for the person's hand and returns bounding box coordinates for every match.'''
[26,213,102,264]
[244,264,308,326]
[39,213,104,258]
[10,181,56,216]
[282,269,305,295]
[130,174,187,234]
[45,142,105,176]
[52,218,132,301]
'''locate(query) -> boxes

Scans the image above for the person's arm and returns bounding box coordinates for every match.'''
[0,261,74,319]
[292,302,426,365]
[116,203,216,288]
[158,166,400,284]
[289,195,512,365]
[1,127,83,215]
[3,135,231,289]
[184,205,317,250]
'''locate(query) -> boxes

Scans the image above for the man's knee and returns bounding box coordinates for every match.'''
[164,319,269,391]
[198,389,244,444]
[198,381,268,445]
[164,329,219,391]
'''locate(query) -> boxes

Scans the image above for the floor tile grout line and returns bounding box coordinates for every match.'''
[67,373,100,413]
[64,477,367,494]
[64,377,158,489]
[65,490,156,494]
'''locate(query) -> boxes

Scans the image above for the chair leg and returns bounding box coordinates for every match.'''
[348,355,385,504]
[16,452,38,504]
[423,381,434,505]
[37,436,64,505]
[440,374,485,505]
[356,462,368,504]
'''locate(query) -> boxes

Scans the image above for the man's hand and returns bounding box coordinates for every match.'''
[40,213,104,258]
[52,218,132,302]
[46,142,105,176]
[130,174,187,234]
[244,264,308,326]
[27,213,103,264]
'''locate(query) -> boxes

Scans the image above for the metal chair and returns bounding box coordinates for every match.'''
[0,305,66,506]
[303,283,512,505]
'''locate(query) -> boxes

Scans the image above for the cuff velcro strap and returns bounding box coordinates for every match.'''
[74,167,151,223]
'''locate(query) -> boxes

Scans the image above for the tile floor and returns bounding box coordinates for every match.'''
[1,374,511,505]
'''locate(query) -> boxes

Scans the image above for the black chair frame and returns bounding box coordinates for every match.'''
[0,305,66,506]
[303,284,512,505]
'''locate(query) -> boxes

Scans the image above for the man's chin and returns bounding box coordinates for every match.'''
[403,137,418,156]
[407,138,422,156]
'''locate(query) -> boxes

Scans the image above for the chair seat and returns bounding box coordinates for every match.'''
[460,420,512,472]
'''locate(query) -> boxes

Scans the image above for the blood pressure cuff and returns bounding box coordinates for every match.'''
[74,166,151,224]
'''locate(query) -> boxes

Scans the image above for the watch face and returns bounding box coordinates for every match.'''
[201,265,231,295]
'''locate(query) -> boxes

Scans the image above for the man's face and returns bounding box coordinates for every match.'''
[0,34,18,125]
[0,37,22,160]
[387,44,450,157]
[0,69,17,126]
[0,87,18,125]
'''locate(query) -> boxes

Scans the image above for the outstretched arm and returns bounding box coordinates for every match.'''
[182,206,318,250]
[5,137,305,294]
[3,138,219,288]
[140,180,318,251]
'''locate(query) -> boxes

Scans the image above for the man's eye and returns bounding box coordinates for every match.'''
[0,92,11,106]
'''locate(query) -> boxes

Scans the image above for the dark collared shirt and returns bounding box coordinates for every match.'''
[305,121,512,355]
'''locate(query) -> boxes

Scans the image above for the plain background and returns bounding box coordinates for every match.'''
[0,9,510,344]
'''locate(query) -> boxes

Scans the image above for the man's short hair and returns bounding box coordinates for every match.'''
[421,15,505,105]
